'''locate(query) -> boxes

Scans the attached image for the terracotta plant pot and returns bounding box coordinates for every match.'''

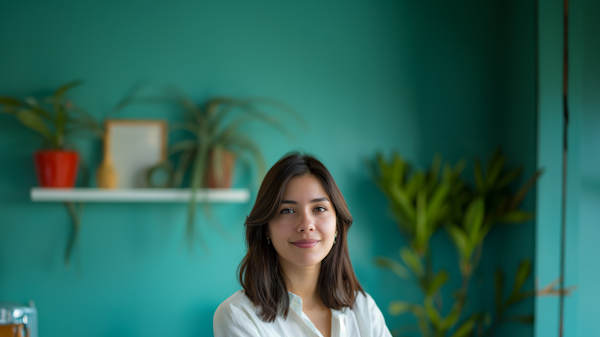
[206,150,235,188]
[34,150,79,188]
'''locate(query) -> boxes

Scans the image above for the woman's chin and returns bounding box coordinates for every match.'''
[282,254,326,268]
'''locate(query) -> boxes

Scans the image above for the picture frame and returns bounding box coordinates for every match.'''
[104,120,167,188]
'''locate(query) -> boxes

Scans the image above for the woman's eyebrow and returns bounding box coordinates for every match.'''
[281,197,330,204]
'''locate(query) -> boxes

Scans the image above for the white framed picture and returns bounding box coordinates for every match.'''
[104,120,167,188]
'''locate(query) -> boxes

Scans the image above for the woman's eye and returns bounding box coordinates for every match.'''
[281,208,294,214]
[314,207,326,212]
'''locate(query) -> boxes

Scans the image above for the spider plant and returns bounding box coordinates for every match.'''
[162,90,306,250]
[0,81,103,149]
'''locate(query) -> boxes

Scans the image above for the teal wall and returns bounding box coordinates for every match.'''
[536,0,600,336]
[0,1,537,336]
[535,0,564,335]
[566,2,600,335]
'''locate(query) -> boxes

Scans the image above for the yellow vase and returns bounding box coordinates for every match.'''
[97,153,118,189]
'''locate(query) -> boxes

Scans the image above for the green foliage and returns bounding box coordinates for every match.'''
[482,259,536,333]
[0,81,103,149]
[148,89,306,250]
[494,260,535,318]
[167,94,304,188]
[374,257,410,279]
[64,201,83,267]
[372,153,463,255]
[371,149,542,337]
[1,82,106,268]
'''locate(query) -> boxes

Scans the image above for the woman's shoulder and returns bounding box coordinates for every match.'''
[215,290,255,316]
[353,290,378,310]
[214,290,262,336]
[349,291,393,337]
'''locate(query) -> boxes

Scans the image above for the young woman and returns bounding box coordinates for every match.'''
[214,152,392,337]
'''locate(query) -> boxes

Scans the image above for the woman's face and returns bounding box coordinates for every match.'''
[268,174,337,268]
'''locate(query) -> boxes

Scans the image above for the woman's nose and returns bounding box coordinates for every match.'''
[297,210,315,232]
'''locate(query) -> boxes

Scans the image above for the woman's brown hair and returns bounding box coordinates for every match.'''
[237,151,364,322]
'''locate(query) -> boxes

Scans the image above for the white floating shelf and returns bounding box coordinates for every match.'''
[31,188,250,203]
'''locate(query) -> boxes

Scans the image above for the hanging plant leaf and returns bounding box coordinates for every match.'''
[400,247,424,277]
[464,197,484,243]
[485,150,506,189]
[374,257,409,279]
[424,297,442,329]
[415,190,428,249]
[449,316,476,337]
[509,169,544,210]
[445,223,471,261]
[496,166,523,190]
[512,259,532,294]
[427,269,450,296]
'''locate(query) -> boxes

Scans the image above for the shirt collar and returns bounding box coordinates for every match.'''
[287,291,347,318]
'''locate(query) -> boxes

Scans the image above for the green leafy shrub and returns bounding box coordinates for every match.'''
[371,149,542,337]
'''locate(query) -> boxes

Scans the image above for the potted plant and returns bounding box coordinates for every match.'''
[0,81,103,187]
[0,81,103,267]
[148,89,307,250]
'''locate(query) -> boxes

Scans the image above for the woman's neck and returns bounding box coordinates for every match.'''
[279,259,322,307]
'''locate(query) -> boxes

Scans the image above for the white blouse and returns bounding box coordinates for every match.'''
[213,290,393,337]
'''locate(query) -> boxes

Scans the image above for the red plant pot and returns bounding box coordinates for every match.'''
[34,150,79,188]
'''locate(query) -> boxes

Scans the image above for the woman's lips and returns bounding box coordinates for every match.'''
[291,239,319,248]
